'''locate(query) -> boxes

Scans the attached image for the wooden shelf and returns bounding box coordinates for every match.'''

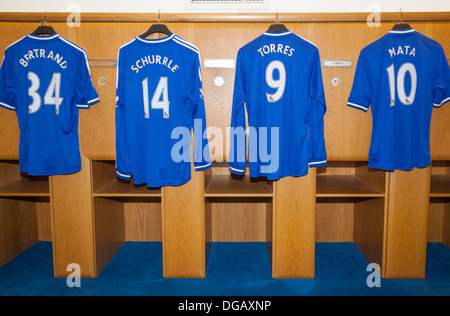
[430,175,450,197]
[1,12,450,23]
[205,175,272,197]
[93,179,161,197]
[316,175,385,197]
[0,177,49,197]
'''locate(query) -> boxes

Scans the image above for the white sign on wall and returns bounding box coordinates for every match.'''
[185,0,270,10]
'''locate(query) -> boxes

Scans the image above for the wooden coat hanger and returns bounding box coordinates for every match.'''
[140,10,172,37]
[266,11,289,33]
[392,9,412,30]
[32,11,56,35]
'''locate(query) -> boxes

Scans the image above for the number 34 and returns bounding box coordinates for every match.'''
[27,72,63,115]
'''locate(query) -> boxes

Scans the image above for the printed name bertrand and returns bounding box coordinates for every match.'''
[178,300,271,313]
[19,49,67,69]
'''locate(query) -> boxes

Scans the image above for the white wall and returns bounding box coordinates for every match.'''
[0,0,449,13]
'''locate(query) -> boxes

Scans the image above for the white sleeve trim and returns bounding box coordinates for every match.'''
[309,160,327,166]
[347,102,368,111]
[0,101,15,110]
[116,171,131,179]
[77,98,99,108]
[88,97,100,104]
[195,162,212,170]
[229,166,245,173]
[433,97,450,107]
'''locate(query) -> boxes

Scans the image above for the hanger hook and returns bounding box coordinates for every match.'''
[276,10,280,24]
[400,8,403,23]
[158,9,161,24]
[40,10,47,26]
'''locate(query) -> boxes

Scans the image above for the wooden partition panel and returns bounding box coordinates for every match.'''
[50,155,96,278]
[273,169,316,279]
[384,166,432,279]
[162,163,206,278]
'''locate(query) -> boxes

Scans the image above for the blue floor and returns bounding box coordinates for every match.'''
[0,242,449,296]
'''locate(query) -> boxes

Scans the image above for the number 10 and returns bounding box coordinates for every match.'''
[386,63,417,107]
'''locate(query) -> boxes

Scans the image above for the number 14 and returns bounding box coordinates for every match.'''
[142,76,170,119]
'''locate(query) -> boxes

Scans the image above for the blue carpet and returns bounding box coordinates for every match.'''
[0,242,449,296]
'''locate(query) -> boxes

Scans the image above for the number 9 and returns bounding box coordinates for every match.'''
[266,60,286,103]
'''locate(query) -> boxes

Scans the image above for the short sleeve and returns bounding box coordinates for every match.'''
[75,53,99,109]
[347,50,372,112]
[0,53,16,111]
[433,47,450,108]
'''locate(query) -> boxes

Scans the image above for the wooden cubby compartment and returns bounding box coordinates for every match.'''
[91,160,162,275]
[429,161,450,248]
[316,161,387,271]
[204,161,273,252]
[0,160,51,267]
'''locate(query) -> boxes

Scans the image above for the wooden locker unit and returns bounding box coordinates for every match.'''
[429,161,450,248]
[204,164,273,243]
[316,162,387,272]
[0,161,50,267]
[0,13,448,279]
[91,160,160,277]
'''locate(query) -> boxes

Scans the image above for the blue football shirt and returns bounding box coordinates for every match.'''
[0,33,99,175]
[348,28,450,171]
[229,31,327,180]
[115,34,211,187]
